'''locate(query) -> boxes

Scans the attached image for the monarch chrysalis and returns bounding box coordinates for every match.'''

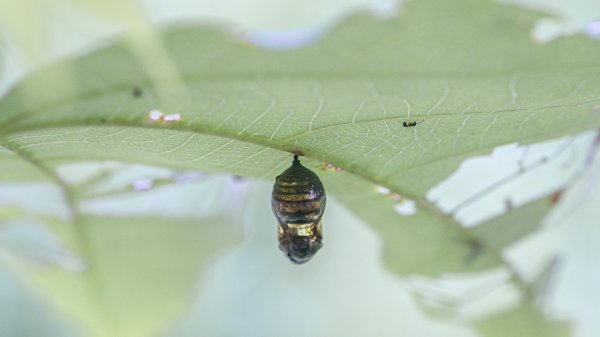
[272,155,326,264]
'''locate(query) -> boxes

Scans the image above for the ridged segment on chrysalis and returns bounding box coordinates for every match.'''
[272,155,326,264]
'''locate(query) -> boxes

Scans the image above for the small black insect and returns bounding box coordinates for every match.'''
[132,87,143,98]
[272,155,326,264]
[402,119,424,127]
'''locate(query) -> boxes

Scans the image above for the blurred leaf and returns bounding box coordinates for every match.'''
[0,146,47,181]
[0,161,244,337]
[27,214,243,337]
[0,269,81,337]
[477,303,569,337]
[473,196,554,251]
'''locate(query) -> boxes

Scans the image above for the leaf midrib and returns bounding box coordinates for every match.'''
[4,113,599,185]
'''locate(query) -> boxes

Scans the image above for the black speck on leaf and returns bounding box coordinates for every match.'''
[132,87,143,98]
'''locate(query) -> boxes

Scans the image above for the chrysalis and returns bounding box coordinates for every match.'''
[272,155,326,264]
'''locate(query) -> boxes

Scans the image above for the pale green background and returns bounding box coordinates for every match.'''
[0,1,599,337]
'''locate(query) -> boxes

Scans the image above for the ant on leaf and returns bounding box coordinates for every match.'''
[402,119,424,128]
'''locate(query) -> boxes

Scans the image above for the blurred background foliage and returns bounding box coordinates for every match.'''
[0,1,599,337]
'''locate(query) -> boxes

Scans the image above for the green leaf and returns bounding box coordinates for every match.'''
[477,303,570,337]
[28,215,242,337]
[0,145,47,181]
[473,196,554,251]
